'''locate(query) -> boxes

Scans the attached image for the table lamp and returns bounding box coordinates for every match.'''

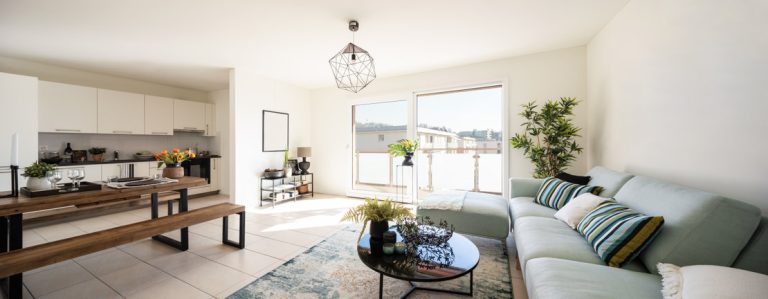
[297,147,312,174]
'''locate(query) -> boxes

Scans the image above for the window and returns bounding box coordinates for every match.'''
[352,101,408,194]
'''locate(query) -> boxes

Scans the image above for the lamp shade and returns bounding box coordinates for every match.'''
[297,147,312,158]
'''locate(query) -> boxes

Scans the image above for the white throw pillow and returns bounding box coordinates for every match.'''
[553,193,608,229]
[658,263,768,299]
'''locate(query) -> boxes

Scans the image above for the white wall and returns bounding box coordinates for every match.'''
[231,68,312,208]
[0,72,38,189]
[0,56,209,102]
[311,47,588,196]
[587,0,768,213]
[209,88,230,195]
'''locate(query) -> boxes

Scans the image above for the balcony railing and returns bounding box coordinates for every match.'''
[353,147,502,195]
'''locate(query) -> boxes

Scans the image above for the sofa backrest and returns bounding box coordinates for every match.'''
[733,217,768,275]
[614,176,761,274]
[586,166,634,198]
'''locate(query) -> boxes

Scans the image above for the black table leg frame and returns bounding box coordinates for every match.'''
[2,214,23,299]
[379,270,474,298]
[222,212,246,249]
[150,189,189,251]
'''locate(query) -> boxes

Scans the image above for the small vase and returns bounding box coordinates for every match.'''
[26,177,51,191]
[162,164,184,179]
[284,166,293,177]
[369,220,389,240]
[402,152,414,166]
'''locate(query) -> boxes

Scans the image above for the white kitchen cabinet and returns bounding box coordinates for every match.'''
[145,95,175,136]
[38,81,98,134]
[209,157,221,191]
[204,103,216,136]
[98,89,145,135]
[58,165,102,184]
[173,99,205,131]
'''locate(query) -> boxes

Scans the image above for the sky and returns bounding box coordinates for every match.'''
[354,87,502,132]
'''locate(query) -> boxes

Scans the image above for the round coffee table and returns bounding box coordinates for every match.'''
[357,230,480,298]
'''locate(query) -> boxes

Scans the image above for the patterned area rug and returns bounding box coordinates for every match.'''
[229,227,512,298]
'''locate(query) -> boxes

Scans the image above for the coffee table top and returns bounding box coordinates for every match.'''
[357,229,480,282]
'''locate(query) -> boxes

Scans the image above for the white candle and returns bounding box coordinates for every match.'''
[11,133,18,166]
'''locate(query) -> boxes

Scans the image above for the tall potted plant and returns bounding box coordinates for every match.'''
[341,198,413,240]
[388,139,419,166]
[22,162,55,190]
[155,148,196,179]
[510,97,583,178]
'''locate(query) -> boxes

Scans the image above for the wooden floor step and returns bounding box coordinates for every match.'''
[0,203,245,277]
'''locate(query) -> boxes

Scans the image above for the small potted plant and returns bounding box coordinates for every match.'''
[341,198,413,241]
[155,148,195,179]
[388,139,419,166]
[88,147,106,162]
[21,162,55,190]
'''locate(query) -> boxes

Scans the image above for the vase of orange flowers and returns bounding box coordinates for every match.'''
[155,148,196,179]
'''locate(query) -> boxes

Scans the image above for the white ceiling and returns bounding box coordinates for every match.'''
[0,0,629,91]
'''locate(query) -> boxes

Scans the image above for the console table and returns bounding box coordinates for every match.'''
[259,173,313,207]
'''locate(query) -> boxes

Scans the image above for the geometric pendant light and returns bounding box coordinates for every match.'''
[329,20,376,93]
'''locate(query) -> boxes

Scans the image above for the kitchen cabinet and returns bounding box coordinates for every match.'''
[58,165,102,184]
[145,95,175,136]
[209,157,221,191]
[173,99,205,131]
[98,89,145,135]
[204,103,216,136]
[38,81,98,134]
[101,162,150,180]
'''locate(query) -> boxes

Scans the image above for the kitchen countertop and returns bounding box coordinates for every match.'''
[55,155,221,167]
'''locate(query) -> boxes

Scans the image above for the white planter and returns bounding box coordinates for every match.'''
[284,167,293,178]
[26,177,51,191]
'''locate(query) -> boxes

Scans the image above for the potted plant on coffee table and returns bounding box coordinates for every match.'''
[21,162,55,190]
[388,139,419,166]
[88,147,106,162]
[341,198,413,241]
[155,148,195,179]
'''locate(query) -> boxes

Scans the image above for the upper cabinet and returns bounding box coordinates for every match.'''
[204,103,216,136]
[145,95,175,136]
[39,81,98,134]
[98,89,144,135]
[173,99,205,132]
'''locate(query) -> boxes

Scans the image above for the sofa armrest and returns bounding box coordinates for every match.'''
[509,177,544,198]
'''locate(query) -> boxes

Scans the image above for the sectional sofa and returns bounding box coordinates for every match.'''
[509,166,768,299]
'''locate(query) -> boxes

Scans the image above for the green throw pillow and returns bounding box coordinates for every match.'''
[577,201,665,267]
[535,177,602,209]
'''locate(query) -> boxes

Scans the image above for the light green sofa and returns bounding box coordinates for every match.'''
[417,191,510,241]
[510,166,767,299]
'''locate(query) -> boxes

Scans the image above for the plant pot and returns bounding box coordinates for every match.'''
[284,166,293,177]
[369,220,389,240]
[402,152,414,166]
[162,164,184,179]
[26,177,51,191]
[92,154,103,162]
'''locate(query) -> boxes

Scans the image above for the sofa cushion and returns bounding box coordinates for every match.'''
[614,176,761,273]
[525,258,662,299]
[577,201,665,267]
[556,172,591,185]
[417,192,509,240]
[733,217,768,275]
[554,193,609,229]
[586,166,634,197]
[514,217,647,274]
[535,177,601,210]
[509,197,556,222]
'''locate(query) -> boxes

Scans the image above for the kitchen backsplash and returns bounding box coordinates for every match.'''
[39,132,213,159]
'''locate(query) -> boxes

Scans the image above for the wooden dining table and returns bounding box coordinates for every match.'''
[0,176,207,298]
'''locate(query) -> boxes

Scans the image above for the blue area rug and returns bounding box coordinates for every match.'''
[229,227,512,298]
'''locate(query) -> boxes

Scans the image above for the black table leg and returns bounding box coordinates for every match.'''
[7,214,22,299]
[379,273,383,299]
[1,216,7,253]
[151,189,189,250]
[222,212,246,249]
[399,270,474,298]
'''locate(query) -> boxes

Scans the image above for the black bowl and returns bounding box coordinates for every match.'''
[264,170,285,179]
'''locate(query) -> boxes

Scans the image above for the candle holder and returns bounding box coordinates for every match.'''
[0,165,19,198]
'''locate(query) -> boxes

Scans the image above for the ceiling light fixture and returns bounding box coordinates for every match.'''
[329,20,376,93]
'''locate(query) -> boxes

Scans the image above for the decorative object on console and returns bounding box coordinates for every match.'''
[556,171,591,185]
[283,151,293,177]
[388,139,419,166]
[263,168,284,179]
[535,177,602,209]
[21,162,55,191]
[262,110,289,152]
[577,201,665,267]
[287,158,299,174]
[88,147,106,162]
[297,147,311,174]
[329,20,376,93]
[341,198,413,241]
[155,148,195,179]
[510,97,583,178]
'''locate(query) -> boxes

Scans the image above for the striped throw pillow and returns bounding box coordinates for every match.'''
[535,177,601,209]
[577,201,665,267]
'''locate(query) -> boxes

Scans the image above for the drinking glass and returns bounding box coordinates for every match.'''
[67,169,80,191]
[75,167,86,188]
[46,170,62,191]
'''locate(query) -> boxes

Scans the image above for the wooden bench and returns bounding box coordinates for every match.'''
[0,203,245,278]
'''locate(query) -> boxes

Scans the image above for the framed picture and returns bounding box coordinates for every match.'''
[287,159,300,173]
[262,110,289,152]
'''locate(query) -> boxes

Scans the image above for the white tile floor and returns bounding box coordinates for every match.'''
[5,193,365,299]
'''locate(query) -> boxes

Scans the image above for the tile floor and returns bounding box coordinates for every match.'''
[4,193,527,299]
